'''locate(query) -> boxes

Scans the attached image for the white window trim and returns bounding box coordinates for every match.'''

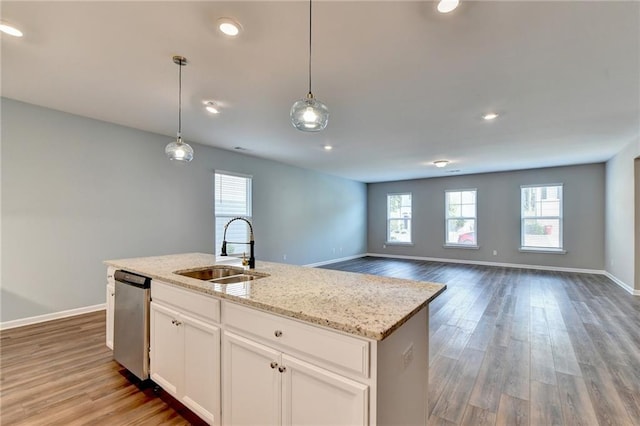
[443,244,480,250]
[444,188,478,247]
[519,247,567,254]
[520,183,564,251]
[386,192,413,245]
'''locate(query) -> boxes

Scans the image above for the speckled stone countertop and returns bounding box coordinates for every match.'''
[105,253,446,341]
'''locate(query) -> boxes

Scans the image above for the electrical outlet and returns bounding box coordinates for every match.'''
[402,343,414,369]
[493,250,498,256]
[332,247,336,254]
[383,244,387,249]
[283,254,287,261]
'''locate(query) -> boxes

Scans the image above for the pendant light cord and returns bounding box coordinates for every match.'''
[178,60,182,137]
[308,0,312,95]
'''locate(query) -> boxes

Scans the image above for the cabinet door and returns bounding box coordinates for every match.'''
[281,354,369,426]
[183,315,221,426]
[150,302,182,396]
[106,283,115,350]
[223,331,281,426]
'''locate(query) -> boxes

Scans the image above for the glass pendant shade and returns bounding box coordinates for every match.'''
[165,136,194,162]
[165,55,194,162]
[290,93,329,132]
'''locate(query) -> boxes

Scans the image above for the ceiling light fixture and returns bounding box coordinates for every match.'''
[323,145,333,151]
[290,0,329,132]
[434,160,449,168]
[217,18,242,37]
[437,0,460,13]
[165,56,194,162]
[483,112,499,121]
[0,21,23,37]
[203,100,220,114]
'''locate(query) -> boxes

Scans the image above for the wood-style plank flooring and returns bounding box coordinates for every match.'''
[1,257,638,425]
[323,257,640,426]
[0,311,205,425]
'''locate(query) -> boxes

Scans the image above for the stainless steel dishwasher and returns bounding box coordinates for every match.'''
[113,270,151,381]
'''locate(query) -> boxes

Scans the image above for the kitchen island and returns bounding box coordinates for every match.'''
[105,253,446,425]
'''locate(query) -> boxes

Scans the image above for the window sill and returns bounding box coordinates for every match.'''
[443,244,480,250]
[384,242,414,246]
[519,247,567,255]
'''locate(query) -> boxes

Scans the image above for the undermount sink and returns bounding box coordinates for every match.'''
[174,265,268,284]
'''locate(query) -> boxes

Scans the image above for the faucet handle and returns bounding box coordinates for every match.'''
[242,252,249,267]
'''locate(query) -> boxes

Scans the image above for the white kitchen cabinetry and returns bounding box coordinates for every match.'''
[281,354,368,425]
[223,332,281,425]
[105,267,116,349]
[150,281,221,426]
[223,302,369,426]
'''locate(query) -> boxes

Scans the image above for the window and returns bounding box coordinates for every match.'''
[215,171,252,255]
[521,184,563,250]
[387,193,412,244]
[445,189,477,246]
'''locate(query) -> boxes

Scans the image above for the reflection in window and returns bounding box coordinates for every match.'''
[387,193,412,244]
[445,189,477,246]
[521,184,563,250]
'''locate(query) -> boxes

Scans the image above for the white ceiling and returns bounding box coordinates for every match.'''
[2,1,639,183]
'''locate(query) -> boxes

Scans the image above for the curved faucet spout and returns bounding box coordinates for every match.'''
[220,217,255,269]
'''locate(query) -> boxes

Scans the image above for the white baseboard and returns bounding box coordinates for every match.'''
[604,272,639,296]
[0,303,106,331]
[304,253,367,268]
[365,252,605,275]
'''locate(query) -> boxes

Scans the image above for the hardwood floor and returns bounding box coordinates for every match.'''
[0,311,205,425]
[1,257,638,425]
[323,257,640,426]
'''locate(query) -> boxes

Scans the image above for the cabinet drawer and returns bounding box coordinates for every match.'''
[152,281,220,324]
[224,302,369,378]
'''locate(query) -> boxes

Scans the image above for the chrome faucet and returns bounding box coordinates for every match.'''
[220,217,255,269]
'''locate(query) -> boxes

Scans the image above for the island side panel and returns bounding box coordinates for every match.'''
[376,306,429,425]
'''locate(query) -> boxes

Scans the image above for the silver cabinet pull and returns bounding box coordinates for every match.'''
[274,330,283,337]
[270,361,278,369]
[278,366,286,373]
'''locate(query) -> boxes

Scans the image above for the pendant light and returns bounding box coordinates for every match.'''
[165,55,194,162]
[290,0,328,132]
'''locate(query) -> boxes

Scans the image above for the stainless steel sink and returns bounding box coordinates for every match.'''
[174,265,268,284]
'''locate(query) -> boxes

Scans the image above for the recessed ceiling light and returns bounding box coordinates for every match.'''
[0,21,23,37]
[202,100,220,114]
[434,160,449,168]
[217,18,242,37]
[323,145,333,151]
[437,0,460,14]
[483,112,499,121]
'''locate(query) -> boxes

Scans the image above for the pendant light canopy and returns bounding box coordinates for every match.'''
[290,0,328,132]
[165,55,194,162]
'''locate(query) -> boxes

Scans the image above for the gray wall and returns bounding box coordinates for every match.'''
[368,164,605,270]
[1,98,367,322]
[605,138,639,290]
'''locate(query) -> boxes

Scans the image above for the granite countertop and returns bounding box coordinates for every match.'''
[105,253,446,341]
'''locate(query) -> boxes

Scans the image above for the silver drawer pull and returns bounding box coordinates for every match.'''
[274,330,283,337]
[278,366,286,373]
[270,361,278,369]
